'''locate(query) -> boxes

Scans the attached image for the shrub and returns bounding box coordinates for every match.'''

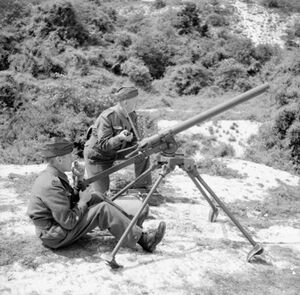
[114,31,133,47]
[201,47,228,69]
[132,33,173,79]
[0,33,18,71]
[0,74,21,110]
[9,51,65,78]
[223,36,255,65]
[273,104,297,139]
[212,142,235,158]
[153,0,166,10]
[252,44,275,64]
[0,79,117,163]
[0,0,31,25]
[121,57,152,89]
[89,11,115,34]
[215,58,248,90]
[286,121,300,168]
[173,2,206,35]
[274,83,299,106]
[33,1,89,46]
[167,64,214,95]
[197,158,244,178]
[260,0,300,12]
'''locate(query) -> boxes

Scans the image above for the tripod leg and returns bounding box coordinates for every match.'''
[194,173,263,261]
[102,164,168,269]
[110,163,160,201]
[186,172,219,222]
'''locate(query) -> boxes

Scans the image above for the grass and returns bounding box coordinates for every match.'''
[227,182,300,228]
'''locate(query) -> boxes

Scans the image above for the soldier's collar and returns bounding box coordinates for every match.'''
[46,165,69,182]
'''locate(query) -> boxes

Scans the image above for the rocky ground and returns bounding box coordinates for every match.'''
[0,119,299,295]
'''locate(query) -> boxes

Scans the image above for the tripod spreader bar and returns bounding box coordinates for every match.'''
[110,161,162,202]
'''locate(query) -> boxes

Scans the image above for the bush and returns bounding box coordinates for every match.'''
[273,104,297,139]
[215,58,248,90]
[132,33,173,79]
[0,74,21,109]
[253,44,275,64]
[167,64,214,95]
[286,121,300,168]
[212,142,235,158]
[114,31,133,47]
[201,48,228,69]
[10,51,65,78]
[0,0,31,25]
[153,0,166,10]
[0,33,18,71]
[33,1,89,46]
[0,79,116,163]
[121,57,152,89]
[260,0,300,12]
[197,158,244,178]
[173,2,207,35]
[223,36,255,65]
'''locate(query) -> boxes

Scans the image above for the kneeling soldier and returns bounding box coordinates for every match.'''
[27,137,166,252]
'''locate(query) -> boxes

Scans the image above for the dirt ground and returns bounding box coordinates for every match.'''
[0,119,299,295]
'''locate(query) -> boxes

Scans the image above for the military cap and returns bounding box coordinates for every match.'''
[115,86,138,102]
[40,137,73,158]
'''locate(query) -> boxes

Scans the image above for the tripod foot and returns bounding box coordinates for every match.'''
[208,207,219,222]
[247,243,264,262]
[101,253,123,269]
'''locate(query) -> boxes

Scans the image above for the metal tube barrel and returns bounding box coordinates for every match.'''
[144,83,269,147]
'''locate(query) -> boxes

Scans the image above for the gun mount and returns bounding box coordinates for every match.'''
[82,83,270,268]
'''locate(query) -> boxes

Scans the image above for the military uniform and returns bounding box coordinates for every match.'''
[84,104,152,194]
[27,165,142,249]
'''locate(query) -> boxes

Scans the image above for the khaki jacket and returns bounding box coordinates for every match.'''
[84,105,138,162]
[27,165,87,243]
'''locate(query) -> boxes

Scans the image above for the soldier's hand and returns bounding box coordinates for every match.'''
[72,161,85,181]
[119,130,133,142]
[79,189,92,204]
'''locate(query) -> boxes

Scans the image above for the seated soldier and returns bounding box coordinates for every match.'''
[27,137,166,253]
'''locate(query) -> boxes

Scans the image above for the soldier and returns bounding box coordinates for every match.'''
[27,137,166,252]
[83,86,162,205]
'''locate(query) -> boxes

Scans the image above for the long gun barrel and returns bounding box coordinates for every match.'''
[83,83,269,186]
[139,83,269,150]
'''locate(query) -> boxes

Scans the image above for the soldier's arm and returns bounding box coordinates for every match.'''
[94,115,124,152]
[45,181,88,230]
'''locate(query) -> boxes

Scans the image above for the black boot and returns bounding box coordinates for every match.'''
[138,221,166,252]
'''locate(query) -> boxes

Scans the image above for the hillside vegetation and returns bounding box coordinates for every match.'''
[0,0,299,173]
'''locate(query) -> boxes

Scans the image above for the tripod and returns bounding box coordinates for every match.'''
[101,153,264,269]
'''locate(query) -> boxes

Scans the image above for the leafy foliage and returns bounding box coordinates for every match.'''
[260,0,300,12]
[0,0,299,172]
[121,57,152,89]
[167,64,214,95]
[173,2,208,36]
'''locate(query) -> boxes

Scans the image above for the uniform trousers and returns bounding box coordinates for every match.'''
[40,195,142,249]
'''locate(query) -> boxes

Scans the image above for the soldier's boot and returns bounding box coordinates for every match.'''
[138,221,166,252]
